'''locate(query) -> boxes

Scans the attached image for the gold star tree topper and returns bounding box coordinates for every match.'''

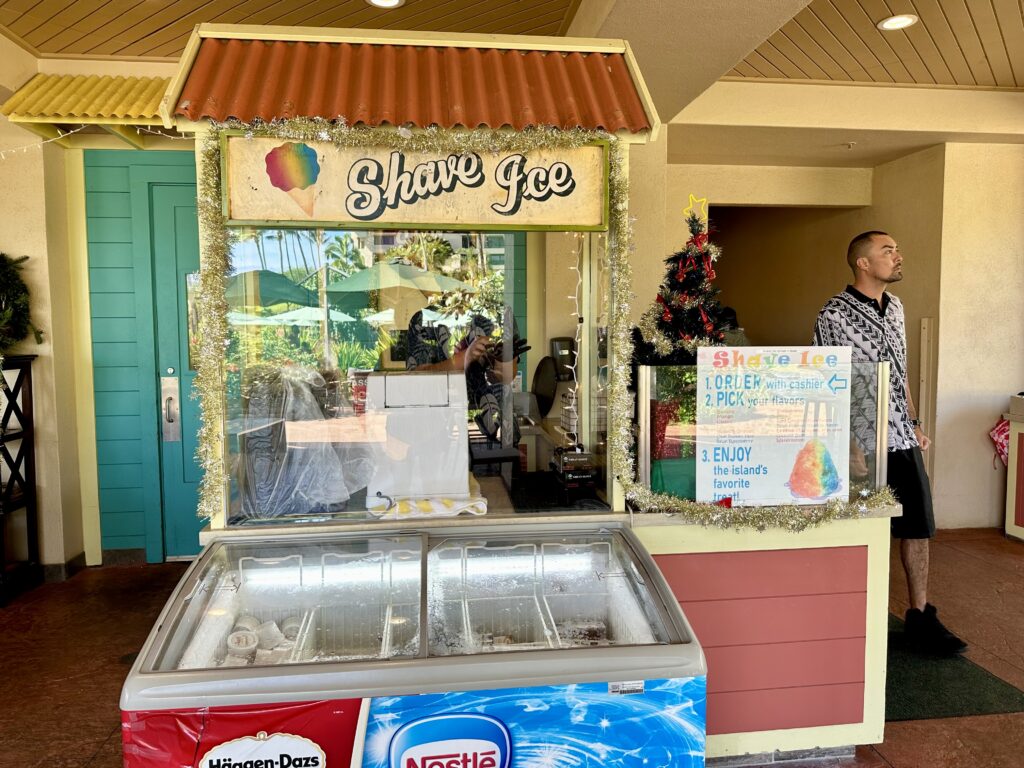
[682,193,708,221]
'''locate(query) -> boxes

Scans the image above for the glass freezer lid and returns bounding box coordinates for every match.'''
[152,534,423,672]
[427,534,673,655]
[147,530,677,673]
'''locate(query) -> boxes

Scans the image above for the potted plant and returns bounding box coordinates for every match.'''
[0,254,43,380]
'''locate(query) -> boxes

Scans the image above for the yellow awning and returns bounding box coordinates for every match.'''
[1,73,175,148]
[2,73,168,124]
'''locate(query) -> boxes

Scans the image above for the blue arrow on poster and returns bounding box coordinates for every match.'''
[828,373,849,394]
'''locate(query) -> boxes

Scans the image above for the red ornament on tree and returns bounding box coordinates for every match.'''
[688,232,708,252]
[700,306,715,335]
[703,252,716,281]
[657,294,673,322]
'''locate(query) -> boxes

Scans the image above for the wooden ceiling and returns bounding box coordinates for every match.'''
[730,0,1024,88]
[4,0,1023,90]
[0,0,583,59]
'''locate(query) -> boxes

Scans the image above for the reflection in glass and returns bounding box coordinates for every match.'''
[186,272,201,371]
[222,229,612,524]
[642,362,887,502]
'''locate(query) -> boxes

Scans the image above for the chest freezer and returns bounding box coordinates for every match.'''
[121,521,707,768]
[365,371,470,501]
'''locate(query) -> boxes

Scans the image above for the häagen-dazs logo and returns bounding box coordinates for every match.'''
[200,731,324,768]
[388,714,511,768]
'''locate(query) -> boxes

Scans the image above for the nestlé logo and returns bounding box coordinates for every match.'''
[388,714,511,768]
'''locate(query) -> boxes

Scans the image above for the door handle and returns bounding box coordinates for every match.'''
[161,376,181,442]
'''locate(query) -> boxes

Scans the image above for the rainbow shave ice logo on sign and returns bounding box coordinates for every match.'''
[388,714,511,768]
[264,142,321,216]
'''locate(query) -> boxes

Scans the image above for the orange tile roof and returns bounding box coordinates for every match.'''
[174,38,651,133]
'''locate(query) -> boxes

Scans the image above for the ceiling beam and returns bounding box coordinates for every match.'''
[101,124,147,148]
[13,122,72,148]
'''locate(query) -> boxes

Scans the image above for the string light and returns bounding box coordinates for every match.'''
[0,125,88,160]
[565,232,584,449]
[133,125,194,141]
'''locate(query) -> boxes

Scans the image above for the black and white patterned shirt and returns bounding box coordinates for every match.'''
[813,286,917,452]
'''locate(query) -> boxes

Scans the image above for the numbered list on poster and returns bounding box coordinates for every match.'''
[696,347,852,506]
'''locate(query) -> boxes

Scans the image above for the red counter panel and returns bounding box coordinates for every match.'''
[1016,432,1024,527]
[655,546,868,735]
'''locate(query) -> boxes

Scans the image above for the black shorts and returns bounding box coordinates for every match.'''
[887,447,935,539]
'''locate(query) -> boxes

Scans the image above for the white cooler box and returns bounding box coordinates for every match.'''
[365,371,469,500]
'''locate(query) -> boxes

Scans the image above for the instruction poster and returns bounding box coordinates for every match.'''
[696,346,851,506]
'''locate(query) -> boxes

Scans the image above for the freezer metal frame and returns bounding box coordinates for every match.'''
[122,521,705,712]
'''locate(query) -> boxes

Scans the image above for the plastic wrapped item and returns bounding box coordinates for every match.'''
[236,365,375,520]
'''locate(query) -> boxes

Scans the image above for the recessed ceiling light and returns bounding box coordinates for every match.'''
[876,14,919,31]
[367,0,405,7]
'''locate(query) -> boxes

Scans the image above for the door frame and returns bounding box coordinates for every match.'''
[128,164,198,562]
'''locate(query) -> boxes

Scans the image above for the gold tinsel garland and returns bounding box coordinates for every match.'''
[194,117,896,530]
[195,129,234,522]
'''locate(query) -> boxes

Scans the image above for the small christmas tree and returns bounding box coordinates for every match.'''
[635,195,726,364]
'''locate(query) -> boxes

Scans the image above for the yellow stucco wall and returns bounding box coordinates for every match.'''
[0,119,85,566]
[704,145,944,423]
[934,143,1024,528]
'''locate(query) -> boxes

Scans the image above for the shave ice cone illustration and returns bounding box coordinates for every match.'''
[265,142,320,216]
[788,438,841,499]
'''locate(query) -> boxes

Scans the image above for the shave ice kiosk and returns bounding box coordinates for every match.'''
[120,25,709,768]
[121,24,901,767]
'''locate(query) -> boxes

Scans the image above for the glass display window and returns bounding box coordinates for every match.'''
[221,229,612,526]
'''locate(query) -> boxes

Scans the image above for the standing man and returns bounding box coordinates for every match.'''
[813,231,966,656]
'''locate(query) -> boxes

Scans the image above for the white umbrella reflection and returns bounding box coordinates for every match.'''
[227,307,355,327]
[362,307,470,329]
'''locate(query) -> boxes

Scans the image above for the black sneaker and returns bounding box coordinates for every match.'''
[904,603,967,656]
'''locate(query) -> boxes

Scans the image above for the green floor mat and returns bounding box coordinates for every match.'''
[886,614,1024,721]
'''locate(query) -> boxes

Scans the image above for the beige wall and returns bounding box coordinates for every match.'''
[701,145,944,426]
[1,117,84,567]
[0,35,35,94]
[625,130,669,322]
[933,144,1024,528]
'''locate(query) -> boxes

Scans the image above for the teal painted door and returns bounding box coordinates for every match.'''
[152,185,204,557]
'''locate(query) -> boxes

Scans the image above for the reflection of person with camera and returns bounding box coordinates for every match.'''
[407,309,529,443]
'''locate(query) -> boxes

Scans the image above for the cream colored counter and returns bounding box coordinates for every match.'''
[1005,412,1024,541]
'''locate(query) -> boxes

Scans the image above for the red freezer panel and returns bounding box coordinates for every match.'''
[122,698,362,768]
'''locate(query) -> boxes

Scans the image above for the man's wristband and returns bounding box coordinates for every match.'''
[910,418,922,427]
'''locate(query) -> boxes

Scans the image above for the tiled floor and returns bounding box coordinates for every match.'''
[2,528,1022,768]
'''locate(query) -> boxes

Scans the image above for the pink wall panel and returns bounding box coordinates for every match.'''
[708,684,865,734]
[655,546,868,602]
[1016,433,1024,527]
[653,547,870,734]
[704,638,865,693]
[682,592,867,647]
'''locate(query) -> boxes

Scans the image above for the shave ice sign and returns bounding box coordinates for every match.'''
[695,346,852,506]
[224,136,607,230]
